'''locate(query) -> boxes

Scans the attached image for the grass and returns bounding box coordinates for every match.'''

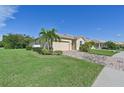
[0,49,103,87]
[88,49,118,56]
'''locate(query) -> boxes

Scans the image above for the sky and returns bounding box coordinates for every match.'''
[0,5,124,42]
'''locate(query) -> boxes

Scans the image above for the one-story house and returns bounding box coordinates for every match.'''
[31,34,87,51]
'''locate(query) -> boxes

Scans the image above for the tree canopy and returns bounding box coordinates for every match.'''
[105,41,117,50]
[2,34,34,49]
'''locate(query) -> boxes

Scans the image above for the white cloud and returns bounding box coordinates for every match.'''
[96,27,102,31]
[116,34,121,37]
[0,5,18,28]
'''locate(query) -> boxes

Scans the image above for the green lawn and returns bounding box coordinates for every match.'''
[88,49,118,56]
[0,49,103,87]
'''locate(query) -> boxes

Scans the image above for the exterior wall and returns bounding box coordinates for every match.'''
[76,38,85,50]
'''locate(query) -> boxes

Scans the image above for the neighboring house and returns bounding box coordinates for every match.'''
[115,42,124,46]
[31,34,87,51]
[29,38,41,47]
[92,39,106,49]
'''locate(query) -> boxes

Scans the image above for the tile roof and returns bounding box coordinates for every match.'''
[57,33,87,41]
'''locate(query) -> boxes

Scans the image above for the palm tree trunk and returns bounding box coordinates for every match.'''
[49,39,53,51]
[51,40,53,51]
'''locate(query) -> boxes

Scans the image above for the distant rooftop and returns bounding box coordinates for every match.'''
[92,39,106,43]
[114,42,124,45]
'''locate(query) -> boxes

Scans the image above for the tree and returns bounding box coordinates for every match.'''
[2,34,34,49]
[24,35,35,47]
[39,28,60,50]
[0,41,3,47]
[39,28,49,49]
[84,41,95,48]
[47,28,60,50]
[105,41,117,50]
[79,41,95,52]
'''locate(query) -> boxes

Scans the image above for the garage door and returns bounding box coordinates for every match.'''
[53,42,71,51]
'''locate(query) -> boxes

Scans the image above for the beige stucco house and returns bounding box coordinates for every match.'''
[52,34,86,51]
[31,33,87,51]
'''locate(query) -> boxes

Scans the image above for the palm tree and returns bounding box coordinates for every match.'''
[48,28,60,50]
[39,28,60,50]
[39,28,49,49]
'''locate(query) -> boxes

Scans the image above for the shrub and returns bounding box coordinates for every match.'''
[79,44,89,52]
[115,45,120,50]
[120,46,124,50]
[32,47,42,54]
[0,41,3,47]
[26,46,32,50]
[53,50,63,55]
[105,41,117,50]
[85,41,95,48]
[41,48,53,55]
[102,47,108,49]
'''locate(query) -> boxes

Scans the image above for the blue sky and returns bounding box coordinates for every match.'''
[0,5,124,42]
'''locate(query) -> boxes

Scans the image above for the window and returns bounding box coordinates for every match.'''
[80,41,83,45]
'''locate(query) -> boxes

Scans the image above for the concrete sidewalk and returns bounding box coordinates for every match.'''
[92,67,124,87]
[112,51,124,59]
[92,52,124,87]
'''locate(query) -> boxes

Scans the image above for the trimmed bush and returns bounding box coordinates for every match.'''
[32,47,42,54]
[102,47,108,49]
[26,46,32,50]
[53,50,63,55]
[41,48,53,55]
[32,48,62,55]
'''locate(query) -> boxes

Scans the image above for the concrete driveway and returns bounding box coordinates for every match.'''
[93,51,124,87]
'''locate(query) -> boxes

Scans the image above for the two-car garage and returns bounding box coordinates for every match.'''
[53,42,71,51]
